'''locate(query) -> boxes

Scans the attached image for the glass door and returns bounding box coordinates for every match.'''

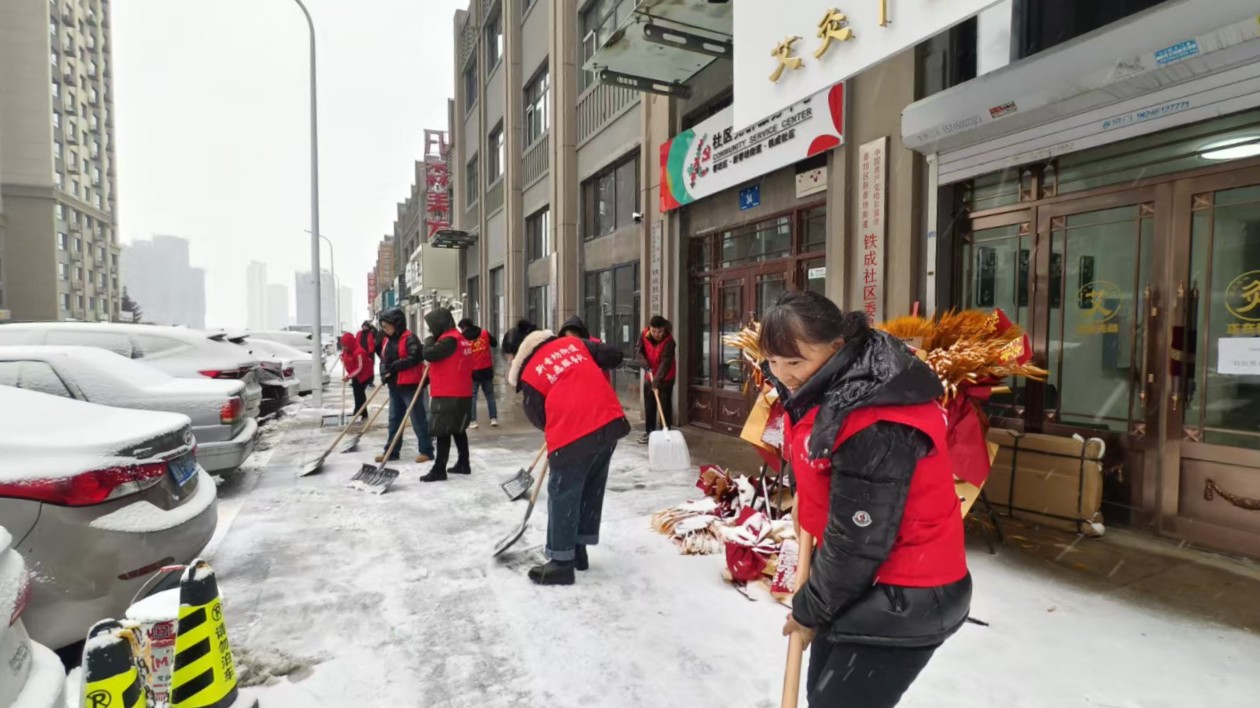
[714,275,749,434]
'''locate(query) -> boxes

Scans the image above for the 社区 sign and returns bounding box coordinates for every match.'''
[660,83,844,212]
[733,0,1004,127]
[857,136,886,324]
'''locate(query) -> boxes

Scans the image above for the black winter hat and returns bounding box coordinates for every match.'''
[502,319,539,356]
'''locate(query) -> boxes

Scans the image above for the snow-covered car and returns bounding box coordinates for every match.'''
[256,357,300,418]
[0,387,218,650]
[0,346,258,474]
[243,330,315,354]
[229,334,328,395]
[0,323,264,419]
[0,526,65,708]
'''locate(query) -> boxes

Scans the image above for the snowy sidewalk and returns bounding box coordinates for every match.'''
[205,403,1260,707]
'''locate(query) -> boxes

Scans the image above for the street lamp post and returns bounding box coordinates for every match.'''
[292,0,323,408]
[308,230,340,334]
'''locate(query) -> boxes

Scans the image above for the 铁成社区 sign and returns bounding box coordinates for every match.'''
[660,82,845,213]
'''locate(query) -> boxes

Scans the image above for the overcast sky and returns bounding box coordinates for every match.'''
[112,0,465,329]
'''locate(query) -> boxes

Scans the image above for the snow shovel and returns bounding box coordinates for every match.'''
[492,460,549,557]
[780,529,815,708]
[500,444,546,501]
[648,378,691,475]
[338,384,389,454]
[322,379,347,427]
[297,383,385,476]
[347,368,427,494]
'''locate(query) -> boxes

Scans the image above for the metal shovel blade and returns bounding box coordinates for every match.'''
[493,496,540,557]
[298,454,327,477]
[500,468,534,501]
[337,431,364,454]
[321,414,344,428]
[347,464,400,494]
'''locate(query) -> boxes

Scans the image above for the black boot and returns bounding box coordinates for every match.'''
[450,460,471,475]
[575,545,589,571]
[528,560,575,586]
[420,466,447,483]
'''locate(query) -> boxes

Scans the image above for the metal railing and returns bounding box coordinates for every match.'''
[523,133,550,187]
[576,82,638,145]
[485,177,505,215]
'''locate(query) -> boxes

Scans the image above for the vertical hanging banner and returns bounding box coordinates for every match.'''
[650,222,664,317]
[858,137,887,324]
[424,129,452,240]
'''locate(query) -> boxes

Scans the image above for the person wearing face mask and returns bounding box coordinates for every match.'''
[760,290,971,708]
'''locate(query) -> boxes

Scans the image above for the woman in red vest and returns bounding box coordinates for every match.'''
[760,291,971,708]
[458,317,499,428]
[504,320,630,586]
[420,308,474,482]
[339,332,373,424]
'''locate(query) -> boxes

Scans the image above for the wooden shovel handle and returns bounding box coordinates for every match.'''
[320,383,385,456]
[526,444,547,474]
[528,459,550,507]
[381,367,428,463]
[781,529,815,708]
[651,379,668,430]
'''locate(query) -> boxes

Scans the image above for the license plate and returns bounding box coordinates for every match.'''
[168,454,198,487]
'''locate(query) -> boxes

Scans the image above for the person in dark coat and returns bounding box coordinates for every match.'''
[760,291,971,708]
[376,308,434,463]
[635,315,676,443]
[420,308,474,482]
[458,317,499,429]
[559,315,612,383]
[504,320,630,586]
[358,320,381,362]
[339,332,373,423]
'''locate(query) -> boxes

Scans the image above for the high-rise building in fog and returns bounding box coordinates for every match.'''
[0,0,120,322]
[295,270,334,330]
[245,261,267,330]
[120,235,205,329]
[338,285,353,331]
[267,283,289,330]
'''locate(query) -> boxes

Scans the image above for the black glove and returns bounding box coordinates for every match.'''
[388,361,405,374]
[423,336,437,348]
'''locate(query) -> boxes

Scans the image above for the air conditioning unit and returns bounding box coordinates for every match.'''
[66,161,79,174]
[71,282,83,292]
[69,251,81,263]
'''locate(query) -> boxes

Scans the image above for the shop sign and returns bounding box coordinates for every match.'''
[367,273,377,307]
[1218,336,1260,376]
[732,0,1002,126]
[423,129,451,240]
[739,184,761,211]
[808,266,827,280]
[1225,270,1260,323]
[1076,280,1123,336]
[660,83,845,213]
[796,166,827,198]
[857,136,886,324]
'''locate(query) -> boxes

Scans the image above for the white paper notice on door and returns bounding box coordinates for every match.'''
[1218,337,1260,375]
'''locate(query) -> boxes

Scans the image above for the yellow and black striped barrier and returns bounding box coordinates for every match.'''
[172,559,249,708]
[82,619,147,708]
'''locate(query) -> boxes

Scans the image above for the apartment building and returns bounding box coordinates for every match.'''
[0,0,121,322]
[266,283,290,330]
[121,235,205,329]
[295,270,335,330]
[245,260,268,330]
[452,0,648,407]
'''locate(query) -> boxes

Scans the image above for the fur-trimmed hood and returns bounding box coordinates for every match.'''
[507,329,556,387]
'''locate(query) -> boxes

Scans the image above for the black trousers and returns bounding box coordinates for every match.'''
[643,379,675,433]
[433,433,469,472]
[806,639,938,707]
[350,379,370,419]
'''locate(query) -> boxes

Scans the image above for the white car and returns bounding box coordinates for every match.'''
[0,323,264,419]
[0,387,218,650]
[0,527,65,708]
[0,346,258,474]
[229,334,328,395]
[243,330,315,354]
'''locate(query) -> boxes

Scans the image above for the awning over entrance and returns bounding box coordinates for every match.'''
[584,0,732,98]
[901,0,1260,185]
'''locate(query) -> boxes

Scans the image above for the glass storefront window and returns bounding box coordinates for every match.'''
[690,276,712,387]
[1186,184,1260,450]
[971,169,1021,211]
[718,280,745,390]
[802,208,826,252]
[1046,205,1153,432]
[961,222,1030,418]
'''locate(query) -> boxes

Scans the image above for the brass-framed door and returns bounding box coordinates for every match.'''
[1162,166,1260,555]
[1031,186,1169,526]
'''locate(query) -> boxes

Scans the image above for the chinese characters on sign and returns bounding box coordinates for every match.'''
[650,222,663,317]
[533,344,588,385]
[1218,336,1260,376]
[367,272,377,307]
[1076,281,1123,335]
[769,4,882,82]
[858,137,887,324]
[424,129,451,240]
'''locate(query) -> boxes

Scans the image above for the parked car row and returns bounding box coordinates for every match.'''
[0,321,329,679]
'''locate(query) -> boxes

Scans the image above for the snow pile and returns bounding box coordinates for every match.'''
[234,648,316,687]
[11,642,68,708]
[125,588,179,623]
[0,386,191,482]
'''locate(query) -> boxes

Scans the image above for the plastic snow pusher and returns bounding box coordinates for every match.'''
[648,375,690,475]
[347,367,427,494]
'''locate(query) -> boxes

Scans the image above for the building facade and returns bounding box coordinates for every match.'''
[245,260,268,330]
[295,270,335,330]
[0,0,121,323]
[120,235,205,329]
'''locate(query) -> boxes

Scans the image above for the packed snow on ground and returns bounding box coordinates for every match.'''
[204,420,1260,707]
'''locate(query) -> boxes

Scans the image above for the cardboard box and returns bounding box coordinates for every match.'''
[986,429,1106,536]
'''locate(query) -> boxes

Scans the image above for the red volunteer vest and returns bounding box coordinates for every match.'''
[786,401,967,588]
[428,330,474,397]
[521,338,625,453]
[359,331,376,359]
[341,349,372,383]
[641,329,676,382]
[469,330,493,371]
[385,333,425,386]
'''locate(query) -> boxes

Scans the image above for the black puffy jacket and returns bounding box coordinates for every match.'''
[378,308,422,388]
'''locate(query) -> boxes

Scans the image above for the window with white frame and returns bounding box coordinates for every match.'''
[485,10,503,69]
[487,124,504,185]
[524,66,549,145]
